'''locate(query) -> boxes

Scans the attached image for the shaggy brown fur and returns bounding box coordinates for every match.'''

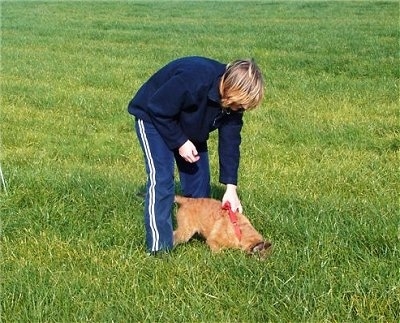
[174,196,272,258]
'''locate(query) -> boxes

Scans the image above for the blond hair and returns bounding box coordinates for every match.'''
[219,59,264,110]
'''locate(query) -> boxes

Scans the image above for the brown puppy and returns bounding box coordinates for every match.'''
[174,196,272,258]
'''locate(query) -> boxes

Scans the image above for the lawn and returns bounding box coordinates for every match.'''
[1,1,399,322]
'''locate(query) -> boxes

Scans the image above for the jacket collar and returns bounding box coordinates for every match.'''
[208,76,222,104]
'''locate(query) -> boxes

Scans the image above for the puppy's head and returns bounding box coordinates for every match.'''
[249,241,272,260]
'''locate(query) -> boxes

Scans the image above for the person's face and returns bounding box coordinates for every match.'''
[229,104,246,112]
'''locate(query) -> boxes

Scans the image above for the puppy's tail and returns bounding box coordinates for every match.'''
[174,195,190,205]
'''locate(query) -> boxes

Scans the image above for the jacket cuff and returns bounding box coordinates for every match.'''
[219,175,238,186]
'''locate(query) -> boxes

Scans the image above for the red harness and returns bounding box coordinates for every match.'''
[222,201,242,241]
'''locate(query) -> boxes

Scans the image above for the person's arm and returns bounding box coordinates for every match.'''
[218,112,243,184]
[147,75,194,150]
[218,112,244,212]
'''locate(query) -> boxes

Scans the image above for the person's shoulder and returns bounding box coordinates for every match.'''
[196,56,225,71]
[175,56,222,64]
[175,56,225,83]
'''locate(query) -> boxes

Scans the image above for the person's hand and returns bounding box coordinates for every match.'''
[178,140,200,163]
[222,184,243,213]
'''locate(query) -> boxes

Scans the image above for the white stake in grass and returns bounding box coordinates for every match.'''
[0,164,7,194]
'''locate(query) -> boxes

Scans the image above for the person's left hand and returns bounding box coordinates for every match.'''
[222,184,243,213]
[178,140,200,163]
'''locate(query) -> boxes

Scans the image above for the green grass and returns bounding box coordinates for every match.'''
[1,1,399,322]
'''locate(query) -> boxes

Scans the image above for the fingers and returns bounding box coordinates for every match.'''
[225,202,242,213]
[232,202,243,213]
[222,186,242,213]
[192,146,198,157]
[186,146,199,163]
[185,153,200,163]
[222,199,242,213]
[179,140,200,163]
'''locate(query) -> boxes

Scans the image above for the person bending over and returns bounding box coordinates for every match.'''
[128,56,264,254]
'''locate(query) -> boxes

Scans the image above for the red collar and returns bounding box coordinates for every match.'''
[222,202,242,241]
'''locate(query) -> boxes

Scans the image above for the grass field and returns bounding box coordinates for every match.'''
[1,1,399,322]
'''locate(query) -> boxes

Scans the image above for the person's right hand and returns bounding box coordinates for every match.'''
[178,140,200,163]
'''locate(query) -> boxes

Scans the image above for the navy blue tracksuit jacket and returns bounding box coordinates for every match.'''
[128,56,243,185]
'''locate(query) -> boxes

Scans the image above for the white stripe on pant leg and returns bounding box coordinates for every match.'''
[138,119,159,251]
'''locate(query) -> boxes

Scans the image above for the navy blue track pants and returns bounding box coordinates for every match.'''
[135,119,211,252]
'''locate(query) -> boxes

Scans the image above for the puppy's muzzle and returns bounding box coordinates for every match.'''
[251,241,271,252]
[250,241,273,259]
